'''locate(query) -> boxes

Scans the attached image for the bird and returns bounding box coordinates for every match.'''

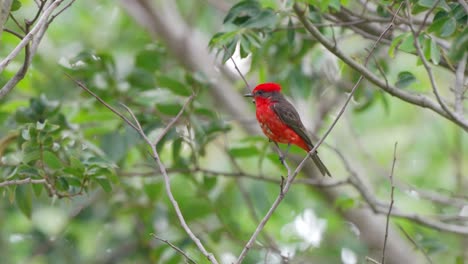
[244,82,331,176]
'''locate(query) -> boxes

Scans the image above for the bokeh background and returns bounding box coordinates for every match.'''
[0,0,467,263]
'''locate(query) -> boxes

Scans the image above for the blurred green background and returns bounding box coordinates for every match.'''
[0,0,467,263]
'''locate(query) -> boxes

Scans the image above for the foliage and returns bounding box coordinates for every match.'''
[0,0,466,263]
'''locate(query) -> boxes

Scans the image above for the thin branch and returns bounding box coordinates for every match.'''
[223,45,251,92]
[151,94,194,145]
[0,0,64,73]
[26,0,47,27]
[48,0,76,24]
[397,225,434,264]
[71,78,218,264]
[8,13,25,33]
[366,256,381,264]
[0,0,69,100]
[151,234,197,264]
[65,73,139,131]
[125,107,219,264]
[0,178,46,187]
[121,167,348,187]
[454,53,467,115]
[405,0,465,128]
[382,142,397,264]
[234,4,401,262]
[2,28,24,39]
[295,2,468,132]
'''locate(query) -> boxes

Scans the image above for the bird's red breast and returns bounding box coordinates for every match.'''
[254,94,310,151]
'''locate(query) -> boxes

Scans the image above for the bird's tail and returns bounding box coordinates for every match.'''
[310,153,331,177]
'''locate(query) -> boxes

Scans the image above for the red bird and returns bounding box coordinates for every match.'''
[245,83,331,176]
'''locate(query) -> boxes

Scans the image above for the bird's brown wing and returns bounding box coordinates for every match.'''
[271,97,313,148]
[271,96,331,177]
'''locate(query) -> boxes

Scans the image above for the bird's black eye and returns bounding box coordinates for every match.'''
[256,90,263,96]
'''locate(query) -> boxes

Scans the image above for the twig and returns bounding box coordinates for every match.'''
[48,0,76,23]
[151,94,194,145]
[454,53,467,115]
[2,28,24,39]
[0,178,46,187]
[295,2,468,132]
[234,4,401,263]
[0,0,69,99]
[223,45,251,91]
[70,77,219,264]
[0,0,64,73]
[397,225,434,264]
[151,234,197,264]
[366,256,381,264]
[65,73,139,131]
[382,142,397,264]
[121,167,348,187]
[405,0,465,128]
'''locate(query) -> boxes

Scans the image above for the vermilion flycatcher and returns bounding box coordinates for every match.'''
[245,83,331,176]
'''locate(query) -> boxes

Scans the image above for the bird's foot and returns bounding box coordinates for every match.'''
[278,154,286,165]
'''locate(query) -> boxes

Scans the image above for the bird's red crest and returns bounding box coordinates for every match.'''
[253,83,282,93]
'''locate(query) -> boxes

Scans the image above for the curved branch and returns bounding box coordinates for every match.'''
[294,5,468,132]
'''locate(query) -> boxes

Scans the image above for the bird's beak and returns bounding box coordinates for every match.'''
[244,93,255,104]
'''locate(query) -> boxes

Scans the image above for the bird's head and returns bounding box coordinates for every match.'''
[244,83,282,103]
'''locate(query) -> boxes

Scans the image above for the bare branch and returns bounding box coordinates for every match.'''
[382,142,397,264]
[234,4,401,262]
[151,234,197,264]
[454,53,467,115]
[404,0,465,129]
[0,0,64,73]
[223,45,252,92]
[0,178,46,187]
[71,78,219,264]
[397,225,434,264]
[0,0,74,99]
[295,2,468,132]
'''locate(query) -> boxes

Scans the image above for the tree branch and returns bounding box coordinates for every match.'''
[70,76,219,264]
[0,178,46,187]
[294,3,468,132]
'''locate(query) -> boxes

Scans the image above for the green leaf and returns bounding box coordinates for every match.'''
[11,0,22,11]
[56,177,70,191]
[96,177,112,192]
[439,17,456,37]
[43,151,63,170]
[395,71,416,89]
[23,150,41,164]
[31,184,43,197]
[449,27,468,61]
[203,176,217,191]
[223,1,261,25]
[430,38,441,65]
[127,69,155,89]
[143,182,163,201]
[157,76,191,96]
[15,185,33,219]
[287,18,295,45]
[135,47,163,71]
[389,33,409,57]
[243,9,278,29]
[229,146,259,158]
[156,103,182,116]
[334,195,356,210]
[418,0,450,11]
